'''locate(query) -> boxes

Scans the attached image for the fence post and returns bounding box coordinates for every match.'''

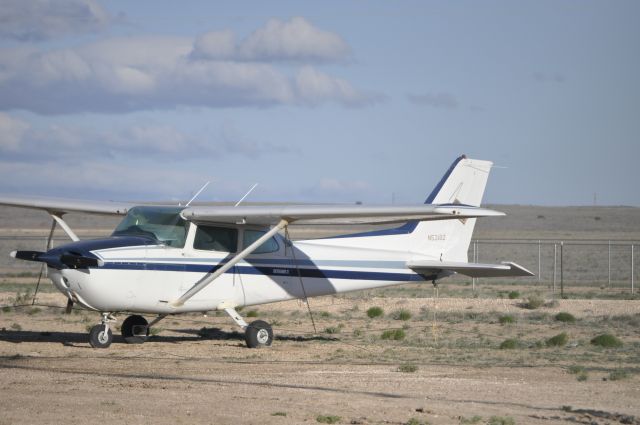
[608,241,611,288]
[553,243,557,293]
[472,241,477,291]
[632,244,635,294]
[538,240,541,283]
[560,241,564,298]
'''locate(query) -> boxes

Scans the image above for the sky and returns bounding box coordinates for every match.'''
[0,0,638,206]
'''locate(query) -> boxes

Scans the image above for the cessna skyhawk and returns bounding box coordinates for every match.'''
[1,155,532,348]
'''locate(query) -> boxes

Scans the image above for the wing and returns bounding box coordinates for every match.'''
[407,259,534,278]
[0,195,134,215]
[180,204,505,226]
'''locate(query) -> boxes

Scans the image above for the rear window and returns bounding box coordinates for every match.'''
[243,230,279,254]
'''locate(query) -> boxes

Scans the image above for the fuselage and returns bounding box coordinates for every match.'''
[47,213,436,314]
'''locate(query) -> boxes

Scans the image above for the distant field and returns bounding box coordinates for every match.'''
[0,204,638,299]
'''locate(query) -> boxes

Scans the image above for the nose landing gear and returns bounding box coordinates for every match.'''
[88,313,116,348]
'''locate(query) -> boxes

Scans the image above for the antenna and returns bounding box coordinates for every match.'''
[235,183,258,207]
[185,181,210,207]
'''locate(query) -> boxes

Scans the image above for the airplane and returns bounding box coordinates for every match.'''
[1,155,533,349]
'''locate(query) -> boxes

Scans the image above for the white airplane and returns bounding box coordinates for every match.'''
[1,155,532,349]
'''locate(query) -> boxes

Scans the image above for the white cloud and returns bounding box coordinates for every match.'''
[0,113,294,160]
[190,30,237,61]
[191,17,350,63]
[238,17,351,63]
[295,66,379,107]
[0,30,377,114]
[0,0,112,41]
[0,112,30,151]
[0,159,210,200]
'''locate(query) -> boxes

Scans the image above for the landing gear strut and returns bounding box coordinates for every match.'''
[89,313,115,348]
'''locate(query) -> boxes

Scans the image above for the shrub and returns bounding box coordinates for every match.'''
[498,315,515,325]
[555,312,576,323]
[546,332,569,347]
[576,372,588,381]
[366,306,384,318]
[381,329,405,340]
[10,322,22,331]
[591,333,623,348]
[397,364,418,373]
[508,291,520,299]
[271,412,287,417]
[405,419,428,425]
[499,339,518,349]
[524,295,544,309]
[246,310,258,318]
[324,326,341,334]
[488,416,515,425]
[567,365,585,375]
[316,415,341,424]
[609,369,629,381]
[391,309,412,321]
[460,416,483,424]
[319,311,331,318]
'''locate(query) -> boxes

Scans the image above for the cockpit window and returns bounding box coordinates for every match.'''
[112,206,188,248]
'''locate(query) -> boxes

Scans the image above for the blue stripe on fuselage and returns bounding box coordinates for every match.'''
[98,261,428,282]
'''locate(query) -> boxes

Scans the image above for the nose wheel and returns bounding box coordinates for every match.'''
[89,313,115,348]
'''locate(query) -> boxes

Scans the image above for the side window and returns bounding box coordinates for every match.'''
[243,230,279,254]
[194,226,238,252]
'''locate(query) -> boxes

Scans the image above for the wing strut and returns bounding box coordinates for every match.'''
[171,219,289,307]
[31,218,57,306]
[50,213,79,241]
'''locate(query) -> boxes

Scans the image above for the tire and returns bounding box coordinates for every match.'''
[244,320,273,348]
[121,315,149,344]
[89,324,113,349]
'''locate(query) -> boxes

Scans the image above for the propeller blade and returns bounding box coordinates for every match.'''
[10,250,44,262]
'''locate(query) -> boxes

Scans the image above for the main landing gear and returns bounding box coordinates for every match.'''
[224,307,273,348]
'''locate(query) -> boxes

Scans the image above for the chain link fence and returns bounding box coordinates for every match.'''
[468,239,637,295]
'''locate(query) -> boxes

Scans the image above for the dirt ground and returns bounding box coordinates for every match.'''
[1,205,639,424]
[1,292,639,425]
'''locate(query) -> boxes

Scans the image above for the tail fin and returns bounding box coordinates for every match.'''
[409,155,493,261]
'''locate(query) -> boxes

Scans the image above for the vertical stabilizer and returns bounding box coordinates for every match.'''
[409,155,493,261]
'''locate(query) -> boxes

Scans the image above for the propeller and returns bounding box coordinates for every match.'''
[11,250,103,269]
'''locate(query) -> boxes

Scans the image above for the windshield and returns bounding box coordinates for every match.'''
[112,206,188,248]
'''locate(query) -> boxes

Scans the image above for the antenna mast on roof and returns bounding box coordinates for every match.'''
[185,181,210,207]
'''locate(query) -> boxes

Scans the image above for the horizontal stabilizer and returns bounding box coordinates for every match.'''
[407,259,534,278]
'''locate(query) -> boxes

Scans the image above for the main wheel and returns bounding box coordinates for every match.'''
[245,320,273,348]
[121,315,149,344]
[89,324,113,348]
